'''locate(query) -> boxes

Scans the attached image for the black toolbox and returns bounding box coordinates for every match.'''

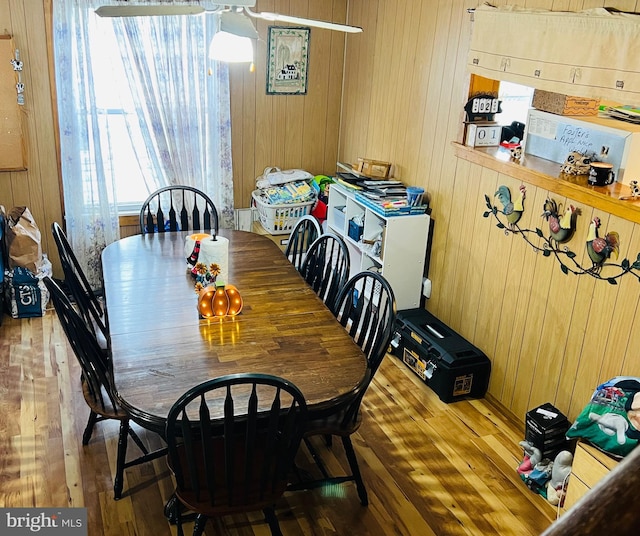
[390,308,491,403]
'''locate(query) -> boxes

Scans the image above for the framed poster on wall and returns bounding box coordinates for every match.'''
[0,35,26,171]
[266,26,310,95]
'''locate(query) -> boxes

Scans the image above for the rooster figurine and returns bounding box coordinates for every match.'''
[586,217,620,271]
[495,184,526,227]
[542,198,576,245]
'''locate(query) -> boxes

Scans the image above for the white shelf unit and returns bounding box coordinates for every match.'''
[327,183,430,310]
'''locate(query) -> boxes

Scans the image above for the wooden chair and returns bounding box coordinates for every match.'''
[299,233,350,313]
[51,222,108,352]
[284,215,322,272]
[289,271,396,505]
[139,185,219,235]
[164,373,308,536]
[44,277,166,500]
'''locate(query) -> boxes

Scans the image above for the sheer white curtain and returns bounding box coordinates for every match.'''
[53,0,235,289]
[53,0,120,290]
[112,13,235,228]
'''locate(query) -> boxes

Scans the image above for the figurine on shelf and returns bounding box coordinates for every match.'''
[619,180,640,201]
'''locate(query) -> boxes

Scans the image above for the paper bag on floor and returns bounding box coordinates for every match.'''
[6,206,43,274]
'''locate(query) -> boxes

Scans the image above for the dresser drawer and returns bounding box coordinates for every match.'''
[562,441,619,513]
[571,441,619,487]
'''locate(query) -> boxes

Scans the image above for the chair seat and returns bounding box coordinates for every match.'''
[81,378,126,421]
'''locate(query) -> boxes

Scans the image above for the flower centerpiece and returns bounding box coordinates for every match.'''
[193,262,222,293]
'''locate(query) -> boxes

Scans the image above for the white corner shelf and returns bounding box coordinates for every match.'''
[327,183,431,310]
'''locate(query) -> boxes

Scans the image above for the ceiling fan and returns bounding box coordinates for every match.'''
[95,1,363,37]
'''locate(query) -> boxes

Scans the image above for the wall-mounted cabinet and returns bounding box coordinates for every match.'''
[327,183,430,310]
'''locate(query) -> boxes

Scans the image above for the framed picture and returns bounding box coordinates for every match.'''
[266,26,310,95]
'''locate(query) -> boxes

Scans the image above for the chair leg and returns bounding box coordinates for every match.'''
[127,427,149,455]
[113,419,130,500]
[193,514,208,536]
[82,410,99,445]
[263,506,283,536]
[341,436,368,506]
[303,437,330,479]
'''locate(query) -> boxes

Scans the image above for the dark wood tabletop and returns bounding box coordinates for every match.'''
[102,230,367,433]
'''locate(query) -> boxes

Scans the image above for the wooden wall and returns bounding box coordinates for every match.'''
[339,0,640,423]
[0,0,62,276]
[229,0,348,209]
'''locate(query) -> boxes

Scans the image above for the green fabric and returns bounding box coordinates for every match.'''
[566,376,640,458]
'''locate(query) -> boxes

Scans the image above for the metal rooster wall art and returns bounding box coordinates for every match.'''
[483,185,640,285]
[541,198,576,246]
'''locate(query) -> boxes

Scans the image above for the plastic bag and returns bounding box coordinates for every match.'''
[255,167,314,189]
[4,254,52,318]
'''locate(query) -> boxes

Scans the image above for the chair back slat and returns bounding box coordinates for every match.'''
[165,374,307,515]
[285,215,323,272]
[156,199,165,232]
[168,195,177,232]
[300,233,350,313]
[139,185,219,235]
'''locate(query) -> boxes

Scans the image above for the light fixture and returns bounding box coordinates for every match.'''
[209,32,253,63]
[209,11,257,63]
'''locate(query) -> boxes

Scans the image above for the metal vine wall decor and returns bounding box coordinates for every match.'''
[483,185,640,285]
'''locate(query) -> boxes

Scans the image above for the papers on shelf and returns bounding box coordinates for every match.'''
[599,106,640,124]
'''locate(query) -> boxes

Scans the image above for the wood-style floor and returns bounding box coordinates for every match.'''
[0,310,557,535]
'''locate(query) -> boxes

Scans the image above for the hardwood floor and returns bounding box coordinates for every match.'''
[0,311,556,535]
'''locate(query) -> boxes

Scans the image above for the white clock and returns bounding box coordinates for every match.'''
[465,123,502,147]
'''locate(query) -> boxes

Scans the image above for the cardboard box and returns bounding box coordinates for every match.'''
[523,108,640,185]
[532,90,600,117]
[354,158,391,179]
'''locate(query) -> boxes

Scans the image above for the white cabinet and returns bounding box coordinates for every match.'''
[327,183,430,310]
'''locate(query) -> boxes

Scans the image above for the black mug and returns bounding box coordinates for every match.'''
[588,162,615,186]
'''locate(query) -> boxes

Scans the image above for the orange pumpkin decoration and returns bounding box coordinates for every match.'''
[197,283,243,318]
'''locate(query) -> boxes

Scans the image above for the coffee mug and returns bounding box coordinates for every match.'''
[588,162,615,186]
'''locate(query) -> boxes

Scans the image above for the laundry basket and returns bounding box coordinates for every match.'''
[251,190,316,235]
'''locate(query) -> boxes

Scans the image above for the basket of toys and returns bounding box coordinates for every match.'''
[251,181,316,235]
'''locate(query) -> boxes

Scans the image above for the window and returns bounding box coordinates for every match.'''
[88,17,156,213]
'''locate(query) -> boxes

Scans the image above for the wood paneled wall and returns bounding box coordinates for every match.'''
[339,0,640,423]
[0,0,62,276]
[229,0,348,209]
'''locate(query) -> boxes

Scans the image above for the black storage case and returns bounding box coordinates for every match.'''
[390,308,491,403]
[525,403,570,460]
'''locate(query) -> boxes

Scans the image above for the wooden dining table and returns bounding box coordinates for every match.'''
[101,230,367,435]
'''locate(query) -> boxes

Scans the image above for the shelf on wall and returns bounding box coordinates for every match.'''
[452,142,640,225]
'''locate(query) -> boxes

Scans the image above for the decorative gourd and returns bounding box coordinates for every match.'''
[197,283,243,318]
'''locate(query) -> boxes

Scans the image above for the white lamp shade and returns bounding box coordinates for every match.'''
[209,31,253,63]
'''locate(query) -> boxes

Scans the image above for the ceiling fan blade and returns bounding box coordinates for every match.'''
[95,5,206,17]
[246,9,362,33]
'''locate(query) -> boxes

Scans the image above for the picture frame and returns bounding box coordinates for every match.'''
[266,26,310,95]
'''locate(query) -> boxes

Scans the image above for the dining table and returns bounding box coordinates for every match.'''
[101,229,367,435]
